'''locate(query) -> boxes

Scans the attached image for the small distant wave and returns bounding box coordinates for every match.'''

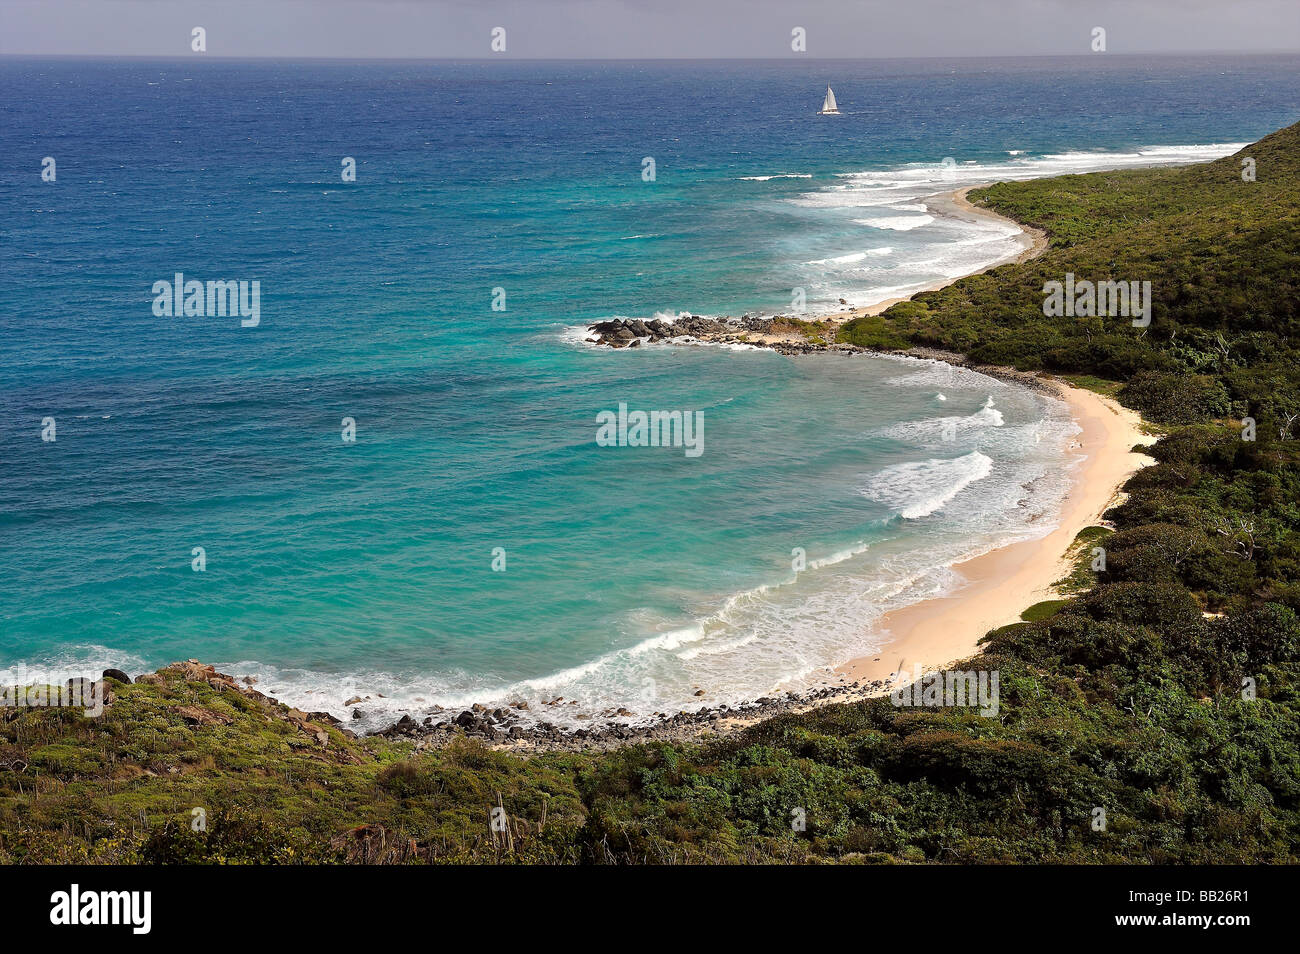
[806,251,868,265]
[558,323,601,348]
[876,395,1006,443]
[854,213,935,231]
[881,355,998,394]
[804,247,897,266]
[861,450,995,519]
[973,395,1005,426]
[807,540,871,570]
[738,173,813,181]
[627,623,708,656]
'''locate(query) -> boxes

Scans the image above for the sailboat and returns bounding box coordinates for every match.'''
[817,85,840,116]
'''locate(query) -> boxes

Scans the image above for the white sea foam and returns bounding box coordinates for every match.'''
[558,323,601,347]
[0,645,150,685]
[873,394,1006,445]
[627,623,709,655]
[558,142,1242,334]
[738,173,813,181]
[974,395,1005,426]
[807,540,871,570]
[806,251,869,265]
[853,213,936,231]
[860,451,995,519]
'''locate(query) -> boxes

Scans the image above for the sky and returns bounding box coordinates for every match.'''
[1,0,1298,59]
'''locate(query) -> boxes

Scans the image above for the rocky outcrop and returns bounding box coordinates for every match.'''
[365,676,895,755]
[584,319,1063,388]
[584,313,858,356]
[587,315,730,347]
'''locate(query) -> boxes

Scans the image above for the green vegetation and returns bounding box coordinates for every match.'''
[0,666,588,864]
[1020,599,1071,622]
[766,314,838,345]
[4,123,1300,865]
[1059,375,1125,399]
[1054,525,1114,594]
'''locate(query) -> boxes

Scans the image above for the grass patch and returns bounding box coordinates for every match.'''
[1054,525,1114,594]
[1021,599,1072,622]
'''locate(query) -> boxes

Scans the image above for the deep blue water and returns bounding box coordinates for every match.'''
[1,55,1297,723]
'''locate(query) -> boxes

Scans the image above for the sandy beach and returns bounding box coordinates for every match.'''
[832,380,1154,689]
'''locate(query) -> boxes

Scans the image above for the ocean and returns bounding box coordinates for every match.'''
[2,54,1297,726]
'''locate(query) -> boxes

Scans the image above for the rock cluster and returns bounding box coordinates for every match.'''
[587,315,733,347]
[585,313,861,357]
[376,678,893,753]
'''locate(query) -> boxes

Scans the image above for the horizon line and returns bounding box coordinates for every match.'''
[4,50,1300,64]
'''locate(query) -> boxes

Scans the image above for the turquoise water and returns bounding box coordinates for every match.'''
[1,56,1297,725]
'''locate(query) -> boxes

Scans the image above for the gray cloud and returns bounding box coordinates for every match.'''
[0,0,1297,58]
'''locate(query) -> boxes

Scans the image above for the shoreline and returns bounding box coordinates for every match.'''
[370,367,1153,751]
[657,369,1154,743]
[290,368,1155,753]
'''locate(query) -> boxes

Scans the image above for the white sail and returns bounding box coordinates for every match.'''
[819,85,840,115]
